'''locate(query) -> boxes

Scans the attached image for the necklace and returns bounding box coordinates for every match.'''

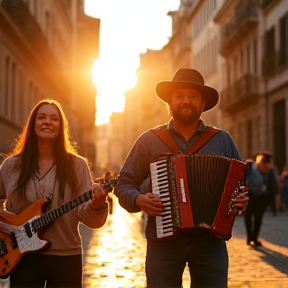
[34,162,55,181]
[32,163,56,199]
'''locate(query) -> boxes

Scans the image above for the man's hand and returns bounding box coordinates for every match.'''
[233,186,249,215]
[135,192,164,216]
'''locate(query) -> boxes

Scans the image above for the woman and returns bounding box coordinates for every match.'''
[0,99,108,287]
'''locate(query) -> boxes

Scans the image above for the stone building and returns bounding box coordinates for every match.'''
[110,0,288,173]
[214,0,288,171]
[0,0,100,172]
[95,49,171,175]
[166,0,223,128]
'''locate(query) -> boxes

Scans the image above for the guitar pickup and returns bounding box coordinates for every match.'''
[11,232,18,249]
[0,239,8,256]
[24,222,33,238]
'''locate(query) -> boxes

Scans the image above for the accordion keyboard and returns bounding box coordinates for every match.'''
[150,158,174,238]
[149,154,248,240]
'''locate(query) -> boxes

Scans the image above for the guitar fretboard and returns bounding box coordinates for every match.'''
[28,190,93,234]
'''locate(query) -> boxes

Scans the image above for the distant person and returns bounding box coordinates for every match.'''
[114,68,249,288]
[0,99,108,287]
[244,152,278,246]
[278,165,288,211]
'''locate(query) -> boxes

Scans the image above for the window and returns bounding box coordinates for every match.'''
[246,45,250,73]
[240,50,244,74]
[273,99,286,171]
[246,119,252,159]
[233,55,237,81]
[253,39,257,74]
[4,56,10,116]
[263,26,275,74]
[279,13,288,66]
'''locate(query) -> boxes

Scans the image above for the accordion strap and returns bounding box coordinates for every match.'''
[151,125,221,154]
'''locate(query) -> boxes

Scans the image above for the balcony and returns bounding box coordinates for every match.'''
[260,0,279,9]
[220,74,260,113]
[1,0,70,96]
[1,0,49,50]
[262,50,288,77]
[220,2,258,56]
[0,0,66,73]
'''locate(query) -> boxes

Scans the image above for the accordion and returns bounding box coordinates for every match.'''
[149,154,248,240]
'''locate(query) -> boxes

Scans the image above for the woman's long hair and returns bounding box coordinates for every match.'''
[11,99,78,198]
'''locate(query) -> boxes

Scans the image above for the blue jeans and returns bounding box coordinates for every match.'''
[146,232,228,288]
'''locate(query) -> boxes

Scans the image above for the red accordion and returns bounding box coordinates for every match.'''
[149,154,247,240]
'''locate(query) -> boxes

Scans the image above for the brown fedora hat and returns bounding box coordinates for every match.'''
[155,68,219,112]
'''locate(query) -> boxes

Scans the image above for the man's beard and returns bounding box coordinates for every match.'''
[171,104,201,125]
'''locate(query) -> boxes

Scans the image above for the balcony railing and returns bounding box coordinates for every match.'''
[220,2,258,56]
[1,0,70,95]
[262,50,288,76]
[1,0,49,49]
[220,74,260,113]
[260,0,278,9]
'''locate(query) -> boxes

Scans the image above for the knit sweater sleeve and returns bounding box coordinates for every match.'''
[76,157,108,229]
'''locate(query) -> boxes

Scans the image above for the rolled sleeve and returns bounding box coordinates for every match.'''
[115,135,151,213]
[76,157,108,228]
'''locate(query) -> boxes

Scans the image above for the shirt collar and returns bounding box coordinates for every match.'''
[167,118,206,134]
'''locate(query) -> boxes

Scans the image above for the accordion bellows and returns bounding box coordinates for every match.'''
[150,154,247,240]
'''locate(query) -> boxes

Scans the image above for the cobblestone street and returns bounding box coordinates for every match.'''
[81,196,147,288]
[0,195,287,288]
[81,195,288,288]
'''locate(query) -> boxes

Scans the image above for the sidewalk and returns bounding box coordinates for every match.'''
[0,202,287,288]
[227,210,288,288]
[181,210,288,288]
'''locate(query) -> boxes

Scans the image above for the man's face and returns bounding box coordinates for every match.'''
[169,88,206,124]
[258,159,271,174]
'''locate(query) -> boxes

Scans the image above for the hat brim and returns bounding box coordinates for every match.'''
[155,81,219,112]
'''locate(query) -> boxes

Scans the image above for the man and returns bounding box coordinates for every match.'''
[244,152,278,246]
[114,68,249,288]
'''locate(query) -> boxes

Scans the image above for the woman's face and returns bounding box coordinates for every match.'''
[34,104,61,142]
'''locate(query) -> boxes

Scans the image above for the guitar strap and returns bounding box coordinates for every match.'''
[150,125,221,154]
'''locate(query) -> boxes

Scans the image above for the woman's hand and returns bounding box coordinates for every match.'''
[135,192,164,216]
[89,182,108,210]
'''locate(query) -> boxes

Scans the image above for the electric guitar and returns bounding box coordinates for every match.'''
[0,179,117,279]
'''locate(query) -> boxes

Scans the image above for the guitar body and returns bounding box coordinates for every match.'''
[0,178,117,279]
[0,198,50,278]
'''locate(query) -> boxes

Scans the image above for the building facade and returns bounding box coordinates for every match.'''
[108,0,288,173]
[0,0,100,172]
[214,0,288,171]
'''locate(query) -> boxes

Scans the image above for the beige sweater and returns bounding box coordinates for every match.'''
[0,155,108,256]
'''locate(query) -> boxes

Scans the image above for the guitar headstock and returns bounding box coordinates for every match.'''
[101,179,118,193]
[95,172,118,193]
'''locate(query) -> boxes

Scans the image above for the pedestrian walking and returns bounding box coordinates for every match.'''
[114,68,249,288]
[244,152,278,246]
[278,164,288,211]
[0,99,108,287]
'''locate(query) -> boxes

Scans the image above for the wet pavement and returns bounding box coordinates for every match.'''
[81,195,288,288]
[81,196,147,288]
[0,195,287,287]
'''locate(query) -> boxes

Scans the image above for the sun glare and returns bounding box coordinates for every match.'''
[85,0,180,125]
[92,58,136,125]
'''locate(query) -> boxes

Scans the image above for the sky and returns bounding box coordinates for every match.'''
[84,0,180,125]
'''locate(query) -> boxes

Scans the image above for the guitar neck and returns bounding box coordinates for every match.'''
[30,190,94,233]
[23,180,115,236]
